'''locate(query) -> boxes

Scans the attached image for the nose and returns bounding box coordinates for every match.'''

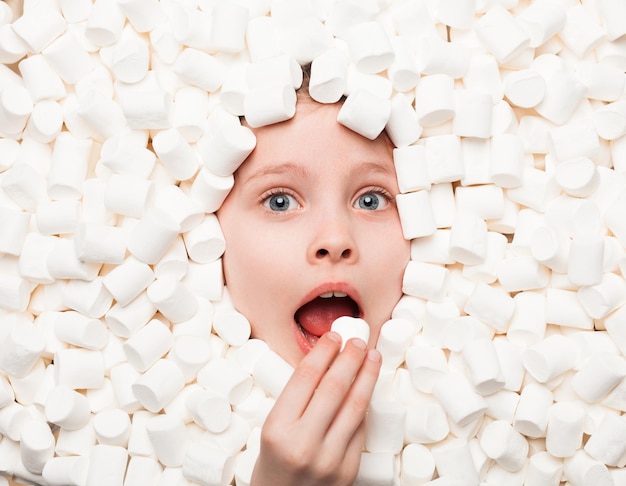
[307,211,359,264]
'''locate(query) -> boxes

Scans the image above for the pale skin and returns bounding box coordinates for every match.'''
[217,100,410,485]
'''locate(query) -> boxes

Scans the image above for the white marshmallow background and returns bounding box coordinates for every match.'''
[1,0,626,485]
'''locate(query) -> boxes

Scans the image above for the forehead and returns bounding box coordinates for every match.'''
[238,101,395,178]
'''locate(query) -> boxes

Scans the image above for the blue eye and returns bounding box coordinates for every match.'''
[356,193,385,210]
[265,193,297,211]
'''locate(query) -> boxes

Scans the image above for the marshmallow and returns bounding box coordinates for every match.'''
[40,30,93,86]
[363,399,405,454]
[584,412,626,466]
[0,84,32,136]
[503,69,546,109]
[593,100,626,141]
[188,168,234,214]
[386,93,421,147]
[376,318,416,370]
[545,400,586,458]
[46,237,102,281]
[25,100,62,143]
[154,185,203,233]
[498,254,550,292]
[404,402,450,444]
[461,138,493,188]
[522,334,577,384]
[354,451,397,485]
[479,420,529,472]
[393,144,430,195]
[474,5,530,64]
[124,456,161,486]
[243,83,297,128]
[147,277,197,324]
[42,456,89,486]
[534,67,586,126]
[173,48,224,92]
[92,408,131,447]
[123,319,173,372]
[432,372,488,427]
[115,73,171,130]
[563,450,612,486]
[464,282,515,333]
[448,210,488,266]
[54,419,97,457]
[197,357,252,405]
[20,418,55,475]
[103,256,154,307]
[506,291,546,346]
[395,190,436,240]
[545,288,593,330]
[212,307,251,347]
[152,128,200,182]
[416,36,469,79]
[11,4,66,52]
[99,131,155,178]
[53,310,108,350]
[182,214,226,264]
[578,272,626,320]
[35,200,80,236]
[19,54,66,102]
[431,438,480,485]
[187,388,231,433]
[105,291,157,338]
[54,349,105,390]
[251,347,294,399]
[548,119,600,163]
[182,442,235,486]
[401,443,436,485]
[1,162,47,211]
[568,234,604,287]
[513,383,553,438]
[462,231,508,284]
[331,316,371,350]
[571,353,626,403]
[145,414,188,467]
[154,236,188,280]
[0,207,30,256]
[414,74,455,127]
[524,451,563,486]
[85,444,128,486]
[0,323,44,379]
[462,338,505,396]
[402,260,449,302]
[559,5,605,58]
[74,222,127,265]
[172,86,209,141]
[127,208,180,265]
[199,123,256,177]
[425,135,464,185]
[337,88,391,140]
[343,21,394,74]
[132,359,185,413]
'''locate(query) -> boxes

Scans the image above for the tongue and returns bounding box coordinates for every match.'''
[295,297,358,337]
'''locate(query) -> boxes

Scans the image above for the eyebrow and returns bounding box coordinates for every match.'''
[241,160,395,185]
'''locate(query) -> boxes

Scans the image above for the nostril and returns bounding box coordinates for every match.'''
[341,249,351,259]
[316,249,329,258]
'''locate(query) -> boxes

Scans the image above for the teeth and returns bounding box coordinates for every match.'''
[319,291,348,298]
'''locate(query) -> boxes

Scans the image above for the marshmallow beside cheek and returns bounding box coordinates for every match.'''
[331,316,370,350]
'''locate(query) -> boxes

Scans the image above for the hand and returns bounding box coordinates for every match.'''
[250,332,382,486]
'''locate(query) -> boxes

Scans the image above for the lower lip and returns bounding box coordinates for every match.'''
[293,321,317,355]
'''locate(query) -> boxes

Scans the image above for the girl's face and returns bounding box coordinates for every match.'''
[217,101,410,366]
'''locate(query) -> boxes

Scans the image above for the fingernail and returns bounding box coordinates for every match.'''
[351,337,367,350]
[367,349,382,363]
[326,331,342,343]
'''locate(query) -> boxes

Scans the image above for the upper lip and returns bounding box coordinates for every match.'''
[294,282,363,318]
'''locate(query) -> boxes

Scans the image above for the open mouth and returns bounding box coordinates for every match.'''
[294,291,361,348]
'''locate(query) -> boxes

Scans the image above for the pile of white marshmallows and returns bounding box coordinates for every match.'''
[1,0,626,485]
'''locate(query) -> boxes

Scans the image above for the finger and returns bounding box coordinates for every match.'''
[324,348,382,450]
[299,338,370,434]
[267,332,342,421]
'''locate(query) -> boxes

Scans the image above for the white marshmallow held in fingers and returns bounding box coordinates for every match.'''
[127,208,180,265]
[337,88,391,140]
[152,128,200,181]
[132,359,185,413]
[330,316,370,351]
[200,122,256,177]
[42,456,89,486]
